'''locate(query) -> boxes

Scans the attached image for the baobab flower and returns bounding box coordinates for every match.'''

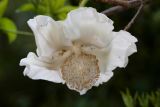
[20,7,137,95]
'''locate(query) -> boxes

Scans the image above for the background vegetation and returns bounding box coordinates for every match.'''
[0,0,160,107]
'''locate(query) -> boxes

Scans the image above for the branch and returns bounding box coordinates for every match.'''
[101,5,124,15]
[0,28,33,36]
[124,2,143,30]
[79,0,89,7]
[97,0,141,8]
[100,0,149,15]
[99,0,149,30]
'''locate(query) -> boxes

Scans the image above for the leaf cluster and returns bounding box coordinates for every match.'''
[17,0,77,20]
[121,89,160,107]
[0,0,17,43]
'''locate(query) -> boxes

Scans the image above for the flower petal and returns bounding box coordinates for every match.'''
[28,15,72,57]
[86,30,137,86]
[106,30,137,71]
[82,46,113,86]
[20,52,64,83]
[64,7,114,48]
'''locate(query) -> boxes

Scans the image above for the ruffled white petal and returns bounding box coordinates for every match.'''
[63,7,114,48]
[20,52,64,83]
[28,15,72,58]
[106,30,137,71]
[81,45,113,86]
[86,30,137,86]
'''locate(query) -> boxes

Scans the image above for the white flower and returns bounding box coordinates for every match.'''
[20,7,137,95]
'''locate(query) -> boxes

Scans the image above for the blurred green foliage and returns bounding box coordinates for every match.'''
[121,89,160,107]
[0,0,8,17]
[0,0,17,43]
[17,0,77,20]
[0,17,17,43]
[0,0,160,107]
[121,89,136,107]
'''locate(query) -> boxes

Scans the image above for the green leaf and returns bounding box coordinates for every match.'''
[0,18,17,43]
[56,6,77,19]
[138,93,149,107]
[49,0,66,13]
[149,90,160,107]
[57,13,67,20]
[16,3,35,13]
[56,6,77,14]
[121,89,135,107]
[37,5,48,15]
[0,0,8,17]
[54,0,66,10]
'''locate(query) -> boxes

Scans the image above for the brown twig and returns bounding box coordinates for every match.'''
[101,5,125,15]
[101,0,145,15]
[98,0,141,8]
[124,1,143,30]
[99,0,149,30]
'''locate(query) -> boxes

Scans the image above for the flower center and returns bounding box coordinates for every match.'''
[61,52,100,92]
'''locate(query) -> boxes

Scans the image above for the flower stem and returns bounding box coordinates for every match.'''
[79,0,88,7]
[0,28,33,36]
